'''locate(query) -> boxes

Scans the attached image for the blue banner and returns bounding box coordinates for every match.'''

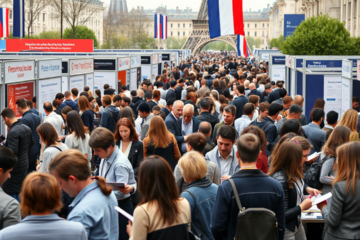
[272,56,285,65]
[284,14,305,40]
[305,60,342,69]
[13,0,25,38]
[296,59,303,68]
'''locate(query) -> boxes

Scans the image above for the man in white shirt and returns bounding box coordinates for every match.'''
[120,85,131,98]
[43,102,64,138]
[235,103,255,136]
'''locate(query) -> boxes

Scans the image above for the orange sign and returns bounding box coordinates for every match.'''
[7,82,34,118]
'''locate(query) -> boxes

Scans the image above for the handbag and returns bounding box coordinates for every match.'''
[186,190,205,240]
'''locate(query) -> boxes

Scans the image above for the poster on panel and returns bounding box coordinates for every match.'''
[94,71,116,95]
[38,59,62,79]
[271,65,286,82]
[7,82,34,118]
[38,78,61,118]
[126,70,130,89]
[323,75,342,117]
[62,76,68,92]
[152,65,158,83]
[130,68,137,91]
[86,73,94,91]
[5,61,35,83]
[341,77,351,116]
[69,59,93,75]
[141,66,151,82]
[69,75,85,94]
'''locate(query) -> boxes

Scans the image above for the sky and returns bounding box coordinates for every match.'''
[102,0,275,12]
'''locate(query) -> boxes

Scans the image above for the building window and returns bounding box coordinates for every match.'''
[9,10,12,19]
[10,26,12,33]
[262,23,264,27]
[178,31,180,36]
[183,31,185,36]
[171,23,173,28]
[267,23,269,27]
[247,31,250,36]
[255,31,257,37]
[183,23,185,28]
[189,23,191,28]
[262,39,264,44]
[255,24,257,28]
[262,31,264,36]
[171,32,173,36]
[43,13,45,22]
[247,23,250,28]
[178,23,180,27]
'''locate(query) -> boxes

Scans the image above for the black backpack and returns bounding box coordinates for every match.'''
[304,155,331,190]
[229,179,279,240]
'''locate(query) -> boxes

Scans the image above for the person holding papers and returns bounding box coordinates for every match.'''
[127,156,191,240]
[270,138,321,240]
[317,141,360,240]
[319,126,351,195]
[89,127,137,240]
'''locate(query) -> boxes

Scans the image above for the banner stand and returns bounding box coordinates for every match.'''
[129,55,141,91]
[68,57,94,98]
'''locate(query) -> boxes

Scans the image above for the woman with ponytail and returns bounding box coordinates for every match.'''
[49,149,119,240]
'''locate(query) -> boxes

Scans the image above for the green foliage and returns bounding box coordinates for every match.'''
[282,15,355,55]
[201,41,235,51]
[39,31,61,39]
[270,35,284,50]
[63,26,98,48]
[167,37,187,49]
[245,36,262,49]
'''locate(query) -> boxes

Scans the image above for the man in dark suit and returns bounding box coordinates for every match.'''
[247,83,261,98]
[196,98,219,132]
[16,99,41,173]
[166,80,177,102]
[165,100,186,154]
[232,85,249,120]
[177,104,201,154]
[175,79,185,100]
[145,92,157,112]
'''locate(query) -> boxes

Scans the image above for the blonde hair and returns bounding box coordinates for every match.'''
[20,172,62,217]
[88,90,94,97]
[338,109,358,132]
[178,151,208,182]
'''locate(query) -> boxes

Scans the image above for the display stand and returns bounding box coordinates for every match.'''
[118,57,130,91]
[93,57,117,95]
[268,54,286,84]
[129,55,141,91]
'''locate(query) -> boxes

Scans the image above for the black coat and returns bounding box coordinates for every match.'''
[196,112,219,132]
[268,89,281,104]
[147,101,158,112]
[166,88,176,102]
[116,140,143,177]
[175,85,183,100]
[3,120,34,195]
[232,95,249,119]
[165,113,184,154]
[21,110,41,163]
[130,97,144,117]
[161,107,171,117]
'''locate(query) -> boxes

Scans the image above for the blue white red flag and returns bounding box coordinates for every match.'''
[0,8,9,38]
[207,0,244,38]
[154,13,161,39]
[237,35,249,58]
[13,0,24,38]
[162,15,167,39]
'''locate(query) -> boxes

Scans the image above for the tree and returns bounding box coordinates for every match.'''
[39,31,61,39]
[246,36,262,49]
[63,26,98,47]
[270,35,284,50]
[51,0,101,38]
[126,8,151,48]
[25,0,51,37]
[282,15,355,55]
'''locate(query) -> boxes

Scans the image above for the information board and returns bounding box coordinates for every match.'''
[323,75,342,117]
[7,82,34,118]
[5,60,35,83]
[130,68,137,91]
[38,59,62,79]
[86,73,94,91]
[94,71,116,95]
[341,77,351,115]
[38,78,61,118]
[62,76,68,92]
[69,75,84,92]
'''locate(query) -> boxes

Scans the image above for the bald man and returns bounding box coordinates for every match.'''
[198,121,216,156]
[176,104,201,153]
[293,95,307,126]
[165,101,187,154]
[248,83,261,99]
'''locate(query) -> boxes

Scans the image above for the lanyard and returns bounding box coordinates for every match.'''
[294,179,304,203]
[100,159,111,179]
[70,186,99,211]
[216,148,235,176]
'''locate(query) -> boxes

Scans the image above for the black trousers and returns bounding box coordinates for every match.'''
[118,197,134,240]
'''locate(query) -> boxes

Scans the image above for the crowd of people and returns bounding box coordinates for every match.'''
[0,51,360,240]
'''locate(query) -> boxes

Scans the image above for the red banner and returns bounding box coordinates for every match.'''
[7,82,34,118]
[6,39,94,52]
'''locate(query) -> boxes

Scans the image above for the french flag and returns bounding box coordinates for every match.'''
[162,15,167,39]
[0,8,9,38]
[160,14,163,39]
[154,14,161,39]
[237,35,249,58]
[207,0,244,38]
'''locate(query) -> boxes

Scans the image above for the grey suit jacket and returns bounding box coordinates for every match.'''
[302,123,326,154]
[0,188,20,230]
[140,113,154,140]
[322,180,360,240]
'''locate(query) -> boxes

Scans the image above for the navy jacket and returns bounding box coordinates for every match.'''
[165,113,184,154]
[81,109,94,133]
[21,110,41,163]
[166,88,176,102]
[161,107,171,117]
[268,89,281,104]
[175,85,183,100]
[247,89,262,99]
[232,95,249,119]
[196,112,219,132]
[130,97,144,118]
[211,169,285,240]
[100,105,120,133]
[60,99,79,112]
[177,116,201,135]
[250,117,278,152]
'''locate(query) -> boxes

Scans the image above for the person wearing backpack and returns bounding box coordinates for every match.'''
[318,126,351,195]
[211,133,285,240]
[100,95,120,133]
[270,138,321,240]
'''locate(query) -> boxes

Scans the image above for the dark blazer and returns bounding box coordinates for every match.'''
[116,140,143,177]
[211,169,285,240]
[196,111,219,132]
[147,101,158,112]
[232,95,249,119]
[271,169,308,233]
[166,88,176,102]
[248,89,262,99]
[165,113,184,154]
[21,110,41,164]
[176,116,201,134]
[268,89,281,104]
[175,85,183,100]
[161,107,171,117]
